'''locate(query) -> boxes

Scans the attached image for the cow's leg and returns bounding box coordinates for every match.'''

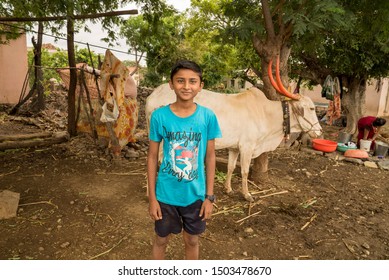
[239,150,254,202]
[224,149,239,194]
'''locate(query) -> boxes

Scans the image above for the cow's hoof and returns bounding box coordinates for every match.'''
[243,193,254,202]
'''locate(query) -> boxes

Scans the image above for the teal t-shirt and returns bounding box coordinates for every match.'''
[149,104,222,207]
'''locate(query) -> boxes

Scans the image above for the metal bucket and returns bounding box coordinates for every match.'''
[359,139,372,152]
[337,132,352,143]
[374,141,389,157]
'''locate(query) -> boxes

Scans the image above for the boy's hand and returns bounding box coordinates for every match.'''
[149,199,162,220]
[200,199,214,221]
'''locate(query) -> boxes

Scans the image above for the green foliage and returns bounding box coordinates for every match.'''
[119,1,258,89]
[214,170,227,185]
[293,0,389,82]
[120,11,201,86]
[27,47,100,90]
[140,71,163,88]
[1,0,167,46]
[74,46,100,66]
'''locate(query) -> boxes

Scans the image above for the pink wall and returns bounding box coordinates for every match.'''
[0,34,29,104]
[296,79,389,117]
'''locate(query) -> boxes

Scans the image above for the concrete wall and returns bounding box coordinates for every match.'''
[297,78,389,117]
[0,34,29,104]
[224,76,389,117]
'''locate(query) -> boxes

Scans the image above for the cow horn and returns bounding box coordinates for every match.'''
[267,59,281,93]
[268,55,301,100]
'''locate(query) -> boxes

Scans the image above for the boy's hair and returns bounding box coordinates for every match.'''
[373,117,386,127]
[170,60,203,82]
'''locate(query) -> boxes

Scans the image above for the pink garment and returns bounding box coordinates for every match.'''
[357,116,376,148]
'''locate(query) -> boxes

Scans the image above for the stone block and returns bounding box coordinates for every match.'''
[377,160,389,170]
[364,161,378,168]
[0,190,20,219]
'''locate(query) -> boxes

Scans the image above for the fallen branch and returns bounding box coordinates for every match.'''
[319,166,328,175]
[91,212,115,226]
[212,205,242,216]
[247,179,260,189]
[235,210,261,223]
[0,166,20,177]
[300,197,317,208]
[96,171,144,176]
[250,188,276,195]
[200,235,217,242]
[89,235,128,260]
[300,214,317,230]
[342,239,358,256]
[0,131,69,151]
[0,131,52,142]
[259,190,289,198]
[19,200,58,209]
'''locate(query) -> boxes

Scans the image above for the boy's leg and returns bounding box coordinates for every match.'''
[183,231,199,260]
[152,234,169,260]
[179,200,205,260]
[153,201,183,260]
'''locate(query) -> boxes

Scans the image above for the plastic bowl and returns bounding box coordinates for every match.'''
[337,143,357,153]
[312,139,337,152]
[344,149,369,159]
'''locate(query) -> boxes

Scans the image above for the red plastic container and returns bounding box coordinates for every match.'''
[344,149,369,159]
[312,139,337,152]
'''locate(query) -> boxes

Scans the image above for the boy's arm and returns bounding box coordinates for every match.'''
[200,139,216,220]
[147,140,162,220]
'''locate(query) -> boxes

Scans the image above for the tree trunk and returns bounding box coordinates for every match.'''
[251,35,291,181]
[33,22,45,112]
[251,153,269,182]
[67,14,77,136]
[342,77,366,134]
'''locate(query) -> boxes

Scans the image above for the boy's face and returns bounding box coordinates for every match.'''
[169,69,204,102]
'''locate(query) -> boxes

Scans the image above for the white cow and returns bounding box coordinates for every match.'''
[146,83,322,201]
[146,56,322,201]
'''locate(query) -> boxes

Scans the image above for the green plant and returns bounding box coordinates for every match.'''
[214,170,227,184]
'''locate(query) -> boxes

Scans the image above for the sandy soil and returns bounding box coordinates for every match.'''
[1,92,389,260]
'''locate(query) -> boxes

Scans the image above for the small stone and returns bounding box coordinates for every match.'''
[124,148,140,159]
[361,243,370,249]
[38,247,45,251]
[70,201,75,205]
[84,205,90,212]
[364,161,378,168]
[242,251,248,257]
[244,227,254,234]
[60,242,70,248]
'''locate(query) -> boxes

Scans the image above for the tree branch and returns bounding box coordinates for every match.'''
[261,0,276,39]
[0,10,138,22]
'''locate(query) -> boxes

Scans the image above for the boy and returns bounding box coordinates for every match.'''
[147,60,222,260]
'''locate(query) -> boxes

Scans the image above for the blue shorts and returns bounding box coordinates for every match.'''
[155,199,206,237]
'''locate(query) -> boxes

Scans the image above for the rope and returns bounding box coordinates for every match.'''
[290,103,322,135]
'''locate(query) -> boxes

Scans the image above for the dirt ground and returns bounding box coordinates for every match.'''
[1,91,389,260]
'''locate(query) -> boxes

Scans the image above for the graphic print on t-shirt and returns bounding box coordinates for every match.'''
[162,126,201,182]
